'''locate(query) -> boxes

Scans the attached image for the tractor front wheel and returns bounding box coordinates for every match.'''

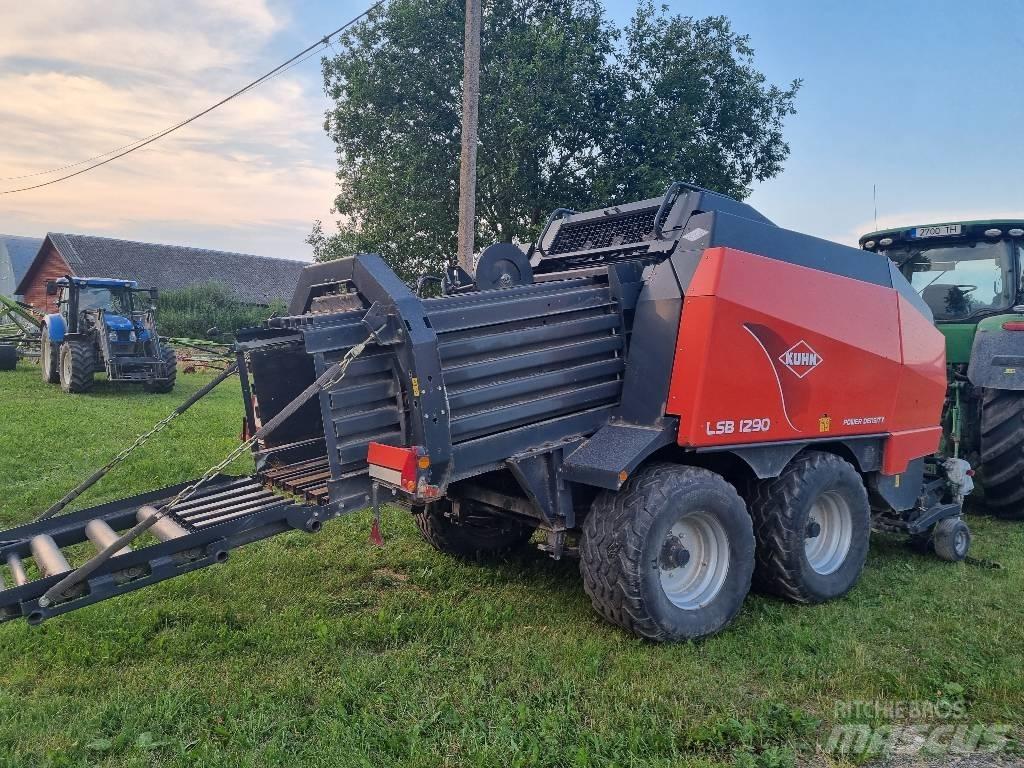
[59,340,94,393]
[979,389,1024,517]
[415,499,535,559]
[143,346,177,393]
[41,335,59,383]
[748,451,870,604]
[579,463,754,641]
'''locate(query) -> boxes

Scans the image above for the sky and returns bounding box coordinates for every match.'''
[0,0,1021,262]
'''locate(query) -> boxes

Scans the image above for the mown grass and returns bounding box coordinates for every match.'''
[0,363,1022,767]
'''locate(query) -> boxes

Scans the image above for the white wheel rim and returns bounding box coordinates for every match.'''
[804,490,853,575]
[658,512,731,611]
[42,339,50,376]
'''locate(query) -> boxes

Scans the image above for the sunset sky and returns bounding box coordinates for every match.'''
[1,0,1021,261]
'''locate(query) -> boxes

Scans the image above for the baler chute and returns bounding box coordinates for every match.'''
[0,183,975,640]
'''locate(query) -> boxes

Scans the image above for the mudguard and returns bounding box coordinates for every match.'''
[967,314,1024,390]
[43,314,65,343]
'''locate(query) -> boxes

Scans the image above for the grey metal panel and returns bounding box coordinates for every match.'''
[451,406,616,470]
[437,313,620,361]
[450,379,621,442]
[447,358,623,411]
[427,285,614,333]
[442,335,622,387]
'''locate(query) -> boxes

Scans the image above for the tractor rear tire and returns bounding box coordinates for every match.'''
[59,340,94,393]
[0,344,16,371]
[748,451,870,604]
[579,463,754,642]
[143,346,177,393]
[41,335,59,383]
[414,499,535,559]
[979,389,1024,517]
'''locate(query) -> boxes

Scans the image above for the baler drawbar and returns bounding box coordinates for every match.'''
[0,183,976,640]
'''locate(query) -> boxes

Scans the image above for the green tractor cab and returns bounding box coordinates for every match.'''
[861,221,1024,515]
[40,277,176,394]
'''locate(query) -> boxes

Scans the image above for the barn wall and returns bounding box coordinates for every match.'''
[21,243,73,310]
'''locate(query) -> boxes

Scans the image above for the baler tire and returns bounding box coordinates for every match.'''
[0,343,16,371]
[143,346,177,393]
[748,451,870,604]
[41,334,60,382]
[579,463,754,642]
[414,500,534,560]
[979,389,1024,517]
[931,517,970,563]
[59,340,94,393]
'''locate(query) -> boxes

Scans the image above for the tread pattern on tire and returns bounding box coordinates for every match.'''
[41,335,59,382]
[144,346,177,393]
[61,340,94,393]
[579,462,751,642]
[415,501,534,559]
[747,450,868,604]
[980,389,1024,515]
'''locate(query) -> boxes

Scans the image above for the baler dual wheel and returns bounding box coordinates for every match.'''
[979,389,1024,517]
[580,463,754,642]
[41,334,59,382]
[143,346,178,393]
[748,451,870,604]
[59,339,95,393]
[415,499,535,559]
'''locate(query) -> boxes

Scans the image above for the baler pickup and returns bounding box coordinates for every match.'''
[0,476,320,624]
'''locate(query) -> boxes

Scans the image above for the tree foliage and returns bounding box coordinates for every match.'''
[312,0,800,279]
[158,282,284,341]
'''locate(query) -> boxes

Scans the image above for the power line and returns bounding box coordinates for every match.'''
[1,1,385,195]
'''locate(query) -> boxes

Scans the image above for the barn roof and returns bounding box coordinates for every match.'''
[15,233,307,305]
[0,235,44,297]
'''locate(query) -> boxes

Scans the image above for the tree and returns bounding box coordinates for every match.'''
[312,0,800,279]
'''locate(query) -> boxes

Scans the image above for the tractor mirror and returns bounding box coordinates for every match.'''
[45,281,58,296]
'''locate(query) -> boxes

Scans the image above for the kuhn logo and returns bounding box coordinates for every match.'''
[778,341,822,378]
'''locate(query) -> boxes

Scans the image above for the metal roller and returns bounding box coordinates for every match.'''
[6,553,27,586]
[136,505,188,542]
[84,519,133,556]
[29,535,70,577]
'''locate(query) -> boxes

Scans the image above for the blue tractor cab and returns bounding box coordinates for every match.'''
[41,276,176,393]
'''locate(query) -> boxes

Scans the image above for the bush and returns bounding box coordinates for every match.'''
[156,282,284,341]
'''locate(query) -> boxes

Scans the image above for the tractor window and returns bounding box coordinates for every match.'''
[898,241,1012,320]
[77,287,132,314]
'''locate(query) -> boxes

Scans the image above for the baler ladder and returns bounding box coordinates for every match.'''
[0,334,373,624]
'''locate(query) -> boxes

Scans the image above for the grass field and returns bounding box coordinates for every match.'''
[0,363,1022,767]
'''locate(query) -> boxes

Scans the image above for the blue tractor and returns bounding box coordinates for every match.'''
[40,277,176,394]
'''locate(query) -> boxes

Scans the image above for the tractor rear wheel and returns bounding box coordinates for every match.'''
[59,340,94,393]
[979,389,1024,517]
[748,451,870,604]
[415,499,535,559]
[143,346,177,393]
[41,335,59,383]
[579,463,754,641]
[0,344,16,371]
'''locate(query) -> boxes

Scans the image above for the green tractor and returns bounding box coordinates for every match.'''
[861,221,1024,516]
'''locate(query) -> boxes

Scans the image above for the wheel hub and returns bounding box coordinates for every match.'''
[658,512,731,611]
[804,490,853,575]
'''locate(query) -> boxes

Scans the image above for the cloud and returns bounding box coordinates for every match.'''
[0,1,334,259]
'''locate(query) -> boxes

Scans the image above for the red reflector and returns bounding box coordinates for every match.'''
[367,442,420,486]
[1002,321,1024,331]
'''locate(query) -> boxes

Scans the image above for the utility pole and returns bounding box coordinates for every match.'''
[456,0,482,273]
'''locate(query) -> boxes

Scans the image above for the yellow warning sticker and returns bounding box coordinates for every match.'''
[1005,368,1017,374]
[818,415,832,433]
[411,377,421,397]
